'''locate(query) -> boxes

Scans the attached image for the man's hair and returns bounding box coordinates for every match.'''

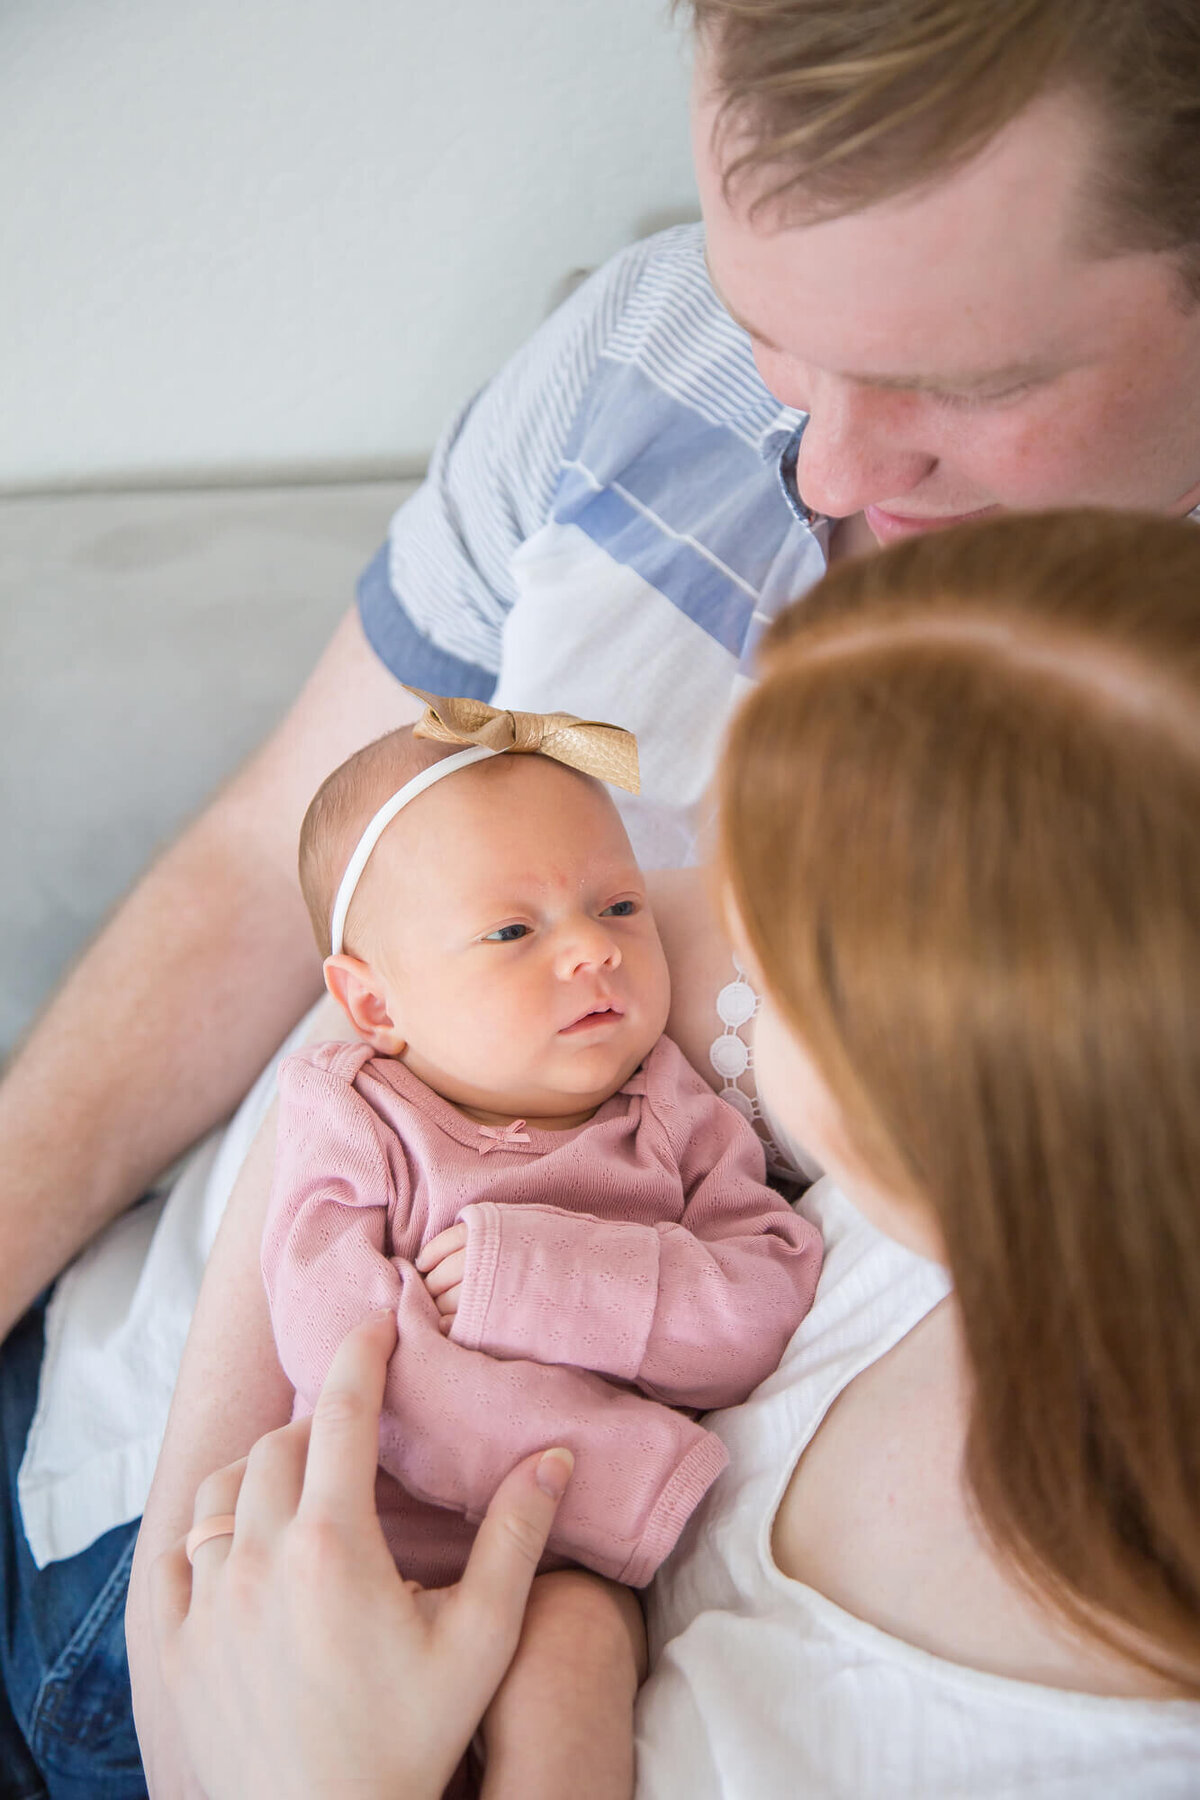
[298,727,456,958]
[721,508,1200,1691]
[681,0,1200,288]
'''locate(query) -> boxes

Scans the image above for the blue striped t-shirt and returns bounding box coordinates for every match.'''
[358,224,829,867]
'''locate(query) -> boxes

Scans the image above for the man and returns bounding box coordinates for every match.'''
[3,1,1198,1791]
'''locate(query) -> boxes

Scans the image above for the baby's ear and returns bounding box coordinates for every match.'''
[322,955,406,1056]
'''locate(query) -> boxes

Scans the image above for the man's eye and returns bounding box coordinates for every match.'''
[935,381,1033,410]
[601,900,636,918]
[483,924,530,942]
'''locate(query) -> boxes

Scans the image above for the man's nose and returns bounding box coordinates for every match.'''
[555,917,621,979]
[757,357,936,518]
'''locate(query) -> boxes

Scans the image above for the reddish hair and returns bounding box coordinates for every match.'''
[720,509,1200,1687]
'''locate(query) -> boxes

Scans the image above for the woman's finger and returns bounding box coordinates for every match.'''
[451,1447,574,1653]
[297,1310,397,1527]
[183,1457,249,1579]
[150,1540,194,1642]
[232,1415,311,1549]
[191,1457,248,1531]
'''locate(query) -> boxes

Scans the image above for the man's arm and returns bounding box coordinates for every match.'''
[0,606,422,1339]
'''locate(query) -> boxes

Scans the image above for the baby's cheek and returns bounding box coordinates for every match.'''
[448,990,537,1069]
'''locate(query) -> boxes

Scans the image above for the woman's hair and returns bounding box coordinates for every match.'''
[720,508,1200,1687]
[679,0,1200,291]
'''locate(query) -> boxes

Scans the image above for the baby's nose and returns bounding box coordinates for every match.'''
[557,917,620,977]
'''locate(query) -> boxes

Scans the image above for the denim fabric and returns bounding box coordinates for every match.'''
[0,1299,145,1799]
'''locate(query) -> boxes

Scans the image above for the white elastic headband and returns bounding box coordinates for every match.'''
[328,743,497,956]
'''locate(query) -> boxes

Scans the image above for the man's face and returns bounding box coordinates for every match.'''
[693,74,1200,543]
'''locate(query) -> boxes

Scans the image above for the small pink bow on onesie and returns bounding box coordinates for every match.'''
[475,1120,533,1156]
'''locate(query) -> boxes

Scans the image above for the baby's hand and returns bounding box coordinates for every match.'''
[416,1224,468,1334]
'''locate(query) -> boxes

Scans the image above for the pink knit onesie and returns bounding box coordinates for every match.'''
[262,1033,822,1588]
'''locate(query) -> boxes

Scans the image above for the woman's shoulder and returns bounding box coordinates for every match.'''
[641,1229,1200,1800]
[767,1179,952,1394]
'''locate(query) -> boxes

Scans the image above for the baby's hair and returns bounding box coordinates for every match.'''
[299,726,458,958]
[721,508,1200,1691]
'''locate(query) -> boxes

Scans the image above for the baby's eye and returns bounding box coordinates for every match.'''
[483,923,531,942]
[600,900,636,918]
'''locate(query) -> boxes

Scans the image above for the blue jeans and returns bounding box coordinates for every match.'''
[0,1298,146,1799]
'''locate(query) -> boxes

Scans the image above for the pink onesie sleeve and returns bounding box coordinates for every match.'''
[382,1267,725,1586]
[262,1044,405,1408]
[263,1046,727,1587]
[451,1052,823,1410]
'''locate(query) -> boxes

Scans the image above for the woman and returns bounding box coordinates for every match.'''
[638,507,1200,1793]
[157,510,1200,1795]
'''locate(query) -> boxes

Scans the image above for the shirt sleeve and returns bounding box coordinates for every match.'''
[379,1268,727,1588]
[450,1062,824,1410]
[357,236,660,694]
[261,1045,408,1411]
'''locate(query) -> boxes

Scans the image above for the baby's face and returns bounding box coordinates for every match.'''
[350,756,671,1122]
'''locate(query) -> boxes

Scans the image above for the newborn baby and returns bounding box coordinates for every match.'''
[262,692,821,1796]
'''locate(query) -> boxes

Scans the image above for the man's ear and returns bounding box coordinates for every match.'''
[322,955,406,1056]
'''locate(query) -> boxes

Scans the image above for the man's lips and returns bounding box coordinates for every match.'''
[558,1004,625,1036]
[865,502,997,544]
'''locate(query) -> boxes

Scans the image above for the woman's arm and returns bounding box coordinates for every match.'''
[127,1096,294,1800]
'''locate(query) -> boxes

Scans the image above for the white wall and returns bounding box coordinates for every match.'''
[0,0,697,490]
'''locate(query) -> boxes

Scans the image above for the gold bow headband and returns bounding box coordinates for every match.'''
[408,689,640,793]
[328,689,639,955]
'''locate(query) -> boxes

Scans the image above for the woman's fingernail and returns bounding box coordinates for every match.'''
[536,1448,575,1499]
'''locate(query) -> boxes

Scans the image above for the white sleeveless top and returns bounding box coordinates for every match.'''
[635,1179,1200,1798]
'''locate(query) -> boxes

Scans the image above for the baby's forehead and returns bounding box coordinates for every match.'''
[364,756,632,893]
[417,750,618,824]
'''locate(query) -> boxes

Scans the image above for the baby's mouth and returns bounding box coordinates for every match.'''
[559,1004,624,1035]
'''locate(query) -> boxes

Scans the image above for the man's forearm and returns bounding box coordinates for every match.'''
[0,604,425,1340]
[0,800,322,1337]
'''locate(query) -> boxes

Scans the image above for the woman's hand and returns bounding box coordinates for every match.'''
[151,1310,574,1800]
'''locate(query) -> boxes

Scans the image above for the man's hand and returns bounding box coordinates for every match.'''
[151,1310,574,1800]
[417,1222,468,1332]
